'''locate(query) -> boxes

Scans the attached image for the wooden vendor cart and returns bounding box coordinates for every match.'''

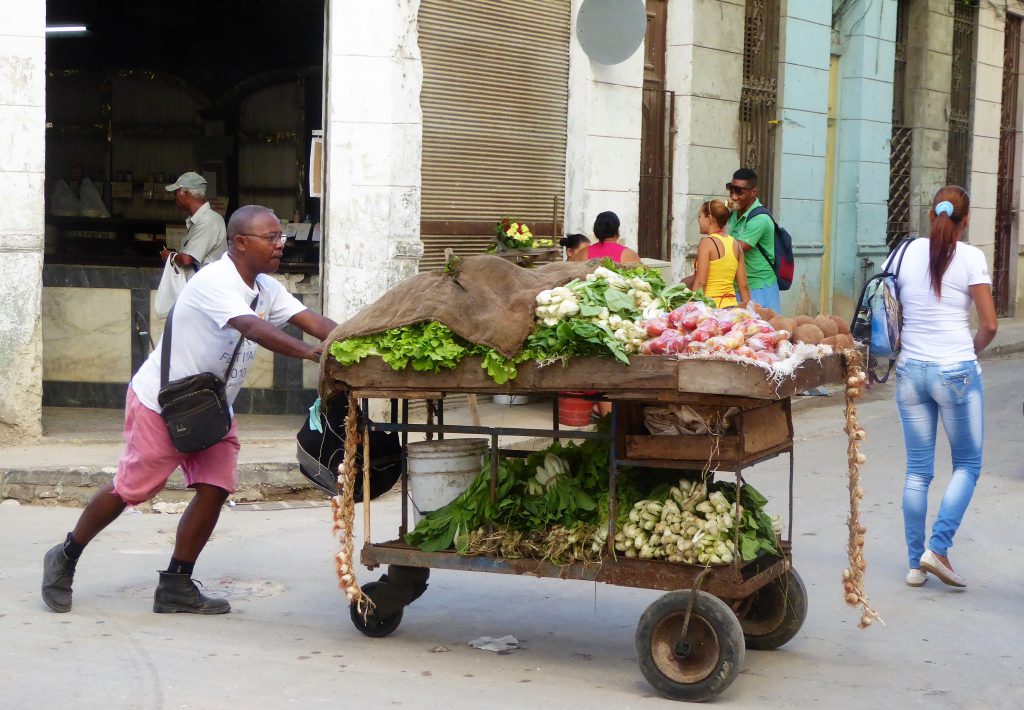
[321,354,844,702]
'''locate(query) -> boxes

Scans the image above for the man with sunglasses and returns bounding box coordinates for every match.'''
[725,168,780,312]
[42,205,338,617]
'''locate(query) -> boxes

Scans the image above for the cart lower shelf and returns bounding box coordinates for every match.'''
[361,540,791,599]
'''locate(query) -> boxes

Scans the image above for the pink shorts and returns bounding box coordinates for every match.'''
[113,388,241,505]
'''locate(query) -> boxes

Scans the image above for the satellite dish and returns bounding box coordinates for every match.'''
[576,0,648,65]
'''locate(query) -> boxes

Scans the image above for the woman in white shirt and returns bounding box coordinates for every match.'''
[891,186,997,589]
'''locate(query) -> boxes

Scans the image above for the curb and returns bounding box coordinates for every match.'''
[0,462,324,507]
[980,341,1024,361]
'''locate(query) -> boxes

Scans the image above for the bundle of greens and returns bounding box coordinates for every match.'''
[614,479,782,564]
[329,321,523,384]
[404,433,636,554]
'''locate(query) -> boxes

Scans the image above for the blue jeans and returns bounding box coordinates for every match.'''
[748,283,780,312]
[895,358,984,568]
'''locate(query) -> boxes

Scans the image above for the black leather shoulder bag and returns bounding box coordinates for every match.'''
[157,293,258,453]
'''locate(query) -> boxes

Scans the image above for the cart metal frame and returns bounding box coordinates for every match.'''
[354,393,795,602]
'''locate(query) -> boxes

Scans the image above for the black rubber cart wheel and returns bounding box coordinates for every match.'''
[350,581,403,638]
[635,590,745,702]
[737,568,808,651]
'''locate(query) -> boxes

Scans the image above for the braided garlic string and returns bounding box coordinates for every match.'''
[332,393,372,614]
[841,350,882,628]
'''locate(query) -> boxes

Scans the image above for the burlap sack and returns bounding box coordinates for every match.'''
[324,255,596,358]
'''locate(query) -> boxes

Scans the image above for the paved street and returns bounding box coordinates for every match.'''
[2,356,1023,709]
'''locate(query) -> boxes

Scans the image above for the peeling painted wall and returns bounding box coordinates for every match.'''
[0,2,45,443]
[832,0,898,318]
[776,1,832,316]
[664,0,744,286]
[563,0,644,249]
[321,0,424,323]
[906,1,953,238]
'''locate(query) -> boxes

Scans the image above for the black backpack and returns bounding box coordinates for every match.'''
[746,206,796,291]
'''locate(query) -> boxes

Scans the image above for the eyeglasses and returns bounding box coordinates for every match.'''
[725,183,752,195]
[241,232,286,244]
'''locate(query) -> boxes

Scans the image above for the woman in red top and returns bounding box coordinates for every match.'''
[584,212,640,420]
[585,211,641,264]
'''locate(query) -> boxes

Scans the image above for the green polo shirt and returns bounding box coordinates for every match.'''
[725,199,776,289]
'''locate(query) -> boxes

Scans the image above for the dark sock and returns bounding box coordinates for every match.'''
[63,532,85,560]
[167,557,195,576]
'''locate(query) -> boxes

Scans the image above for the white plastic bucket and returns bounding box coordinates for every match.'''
[407,438,488,521]
[492,394,533,406]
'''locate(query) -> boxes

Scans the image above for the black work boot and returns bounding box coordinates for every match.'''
[153,571,230,614]
[42,543,78,613]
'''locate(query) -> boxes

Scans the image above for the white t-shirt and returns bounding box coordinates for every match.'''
[885,238,991,364]
[132,254,307,413]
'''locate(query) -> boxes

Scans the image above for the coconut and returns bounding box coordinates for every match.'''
[770,316,798,334]
[830,314,851,335]
[815,314,839,338]
[793,323,825,345]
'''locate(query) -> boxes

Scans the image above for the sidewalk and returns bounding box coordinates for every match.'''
[0,396,571,507]
[4,317,1022,507]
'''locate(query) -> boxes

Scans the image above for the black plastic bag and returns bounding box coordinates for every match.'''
[296,397,402,500]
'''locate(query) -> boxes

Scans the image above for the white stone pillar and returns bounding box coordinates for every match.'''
[906,1,954,237]
[664,0,745,285]
[321,0,424,323]
[564,0,645,249]
[969,5,1006,305]
[0,2,45,444]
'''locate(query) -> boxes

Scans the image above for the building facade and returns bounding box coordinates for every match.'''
[2,0,1023,442]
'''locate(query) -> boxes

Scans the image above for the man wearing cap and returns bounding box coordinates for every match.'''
[160,171,227,272]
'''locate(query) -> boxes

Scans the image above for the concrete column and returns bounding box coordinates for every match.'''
[564,0,645,250]
[0,2,45,444]
[664,0,745,285]
[905,0,954,236]
[776,0,832,315]
[321,0,424,324]
[1007,2,1024,313]
[832,0,898,316]
[967,5,1002,270]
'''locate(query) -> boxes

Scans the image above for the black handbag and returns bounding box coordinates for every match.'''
[157,294,258,453]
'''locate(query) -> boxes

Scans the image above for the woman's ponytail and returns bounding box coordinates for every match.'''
[927,186,969,298]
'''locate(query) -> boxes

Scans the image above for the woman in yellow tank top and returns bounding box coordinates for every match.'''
[684,199,750,308]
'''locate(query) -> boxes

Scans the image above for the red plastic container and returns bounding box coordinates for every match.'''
[558,391,596,427]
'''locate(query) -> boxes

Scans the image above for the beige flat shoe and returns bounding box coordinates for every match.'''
[905,568,927,587]
[919,549,967,588]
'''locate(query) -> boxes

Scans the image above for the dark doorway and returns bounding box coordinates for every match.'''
[995,14,1021,316]
[638,0,672,261]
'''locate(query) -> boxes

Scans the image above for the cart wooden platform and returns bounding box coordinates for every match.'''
[322,354,844,702]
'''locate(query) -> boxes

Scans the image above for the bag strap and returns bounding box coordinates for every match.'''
[160,290,260,388]
[883,237,914,275]
[160,304,175,389]
[745,206,779,270]
[867,356,896,385]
